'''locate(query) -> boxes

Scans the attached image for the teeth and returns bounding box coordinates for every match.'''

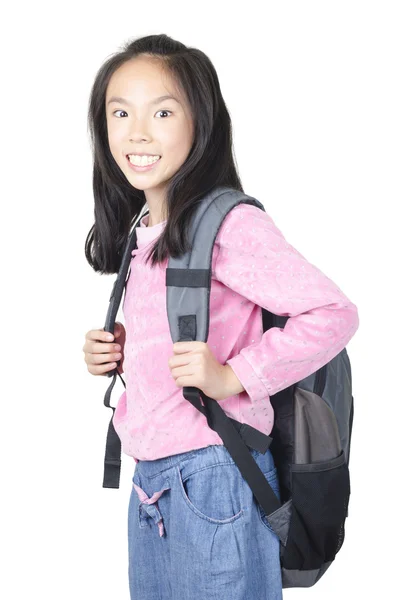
[128,154,161,166]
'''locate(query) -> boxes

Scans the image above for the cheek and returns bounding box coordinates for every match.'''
[164,132,193,168]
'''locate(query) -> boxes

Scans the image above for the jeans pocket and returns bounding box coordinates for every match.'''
[177,461,244,524]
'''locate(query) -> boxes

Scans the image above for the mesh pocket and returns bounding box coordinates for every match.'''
[282,450,350,570]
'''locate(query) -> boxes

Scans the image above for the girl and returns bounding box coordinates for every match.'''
[82,33,359,600]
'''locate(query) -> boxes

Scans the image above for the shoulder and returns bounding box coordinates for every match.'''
[214,201,285,250]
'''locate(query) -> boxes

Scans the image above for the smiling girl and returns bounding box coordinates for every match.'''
[82,33,359,600]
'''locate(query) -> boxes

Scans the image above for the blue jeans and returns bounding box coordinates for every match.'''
[128,443,283,599]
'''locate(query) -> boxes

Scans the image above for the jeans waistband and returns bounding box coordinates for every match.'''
[134,443,264,479]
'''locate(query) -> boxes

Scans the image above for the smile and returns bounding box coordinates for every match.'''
[126,155,161,172]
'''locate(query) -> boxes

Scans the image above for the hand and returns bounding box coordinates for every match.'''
[83,321,125,376]
[168,341,244,401]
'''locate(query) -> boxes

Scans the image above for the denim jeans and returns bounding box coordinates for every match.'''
[128,443,283,599]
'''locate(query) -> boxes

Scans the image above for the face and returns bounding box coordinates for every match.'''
[105,56,195,215]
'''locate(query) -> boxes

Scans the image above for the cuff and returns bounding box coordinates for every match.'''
[226,353,270,405]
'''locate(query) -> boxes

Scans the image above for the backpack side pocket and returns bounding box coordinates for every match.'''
[282,449,350,570]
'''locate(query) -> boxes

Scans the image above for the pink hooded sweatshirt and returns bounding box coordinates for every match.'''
[112,202,359,462]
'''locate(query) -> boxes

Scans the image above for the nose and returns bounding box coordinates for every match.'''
[133,482,170,537]
[128,116,152,143]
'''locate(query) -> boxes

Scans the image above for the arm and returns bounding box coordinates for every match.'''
[213,203,359,404]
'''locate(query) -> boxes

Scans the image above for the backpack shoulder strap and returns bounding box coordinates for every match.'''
[104,209,149,338]
[102,209,148,489]
[166,185,264,343]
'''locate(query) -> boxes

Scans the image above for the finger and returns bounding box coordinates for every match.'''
[114,322,124,338]
[90,341,122,354]
[170,365,196,379]
[88,361,118,375]
[82,340,121,354]
[170,354,194,368]
[87,351,122,365]
[86,328,114,343]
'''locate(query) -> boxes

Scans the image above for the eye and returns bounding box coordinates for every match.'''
[112,109,128,118]
[111,109,172,118]
[155,110,172,118]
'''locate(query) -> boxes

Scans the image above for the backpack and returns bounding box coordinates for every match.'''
[101,185,354,589]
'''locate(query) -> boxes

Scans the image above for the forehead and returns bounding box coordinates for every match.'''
[106,58,181,104]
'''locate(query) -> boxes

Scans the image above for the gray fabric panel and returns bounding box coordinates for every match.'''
[294,388,342,463]
[266,498,293,547]
[296,349,353,465]
[282,561,332,588]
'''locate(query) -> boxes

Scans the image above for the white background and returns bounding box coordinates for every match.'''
[1,1,395,598]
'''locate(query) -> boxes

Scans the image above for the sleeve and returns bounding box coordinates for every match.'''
[213,203,360,403]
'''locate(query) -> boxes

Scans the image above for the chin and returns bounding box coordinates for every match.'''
[127,179,158,191]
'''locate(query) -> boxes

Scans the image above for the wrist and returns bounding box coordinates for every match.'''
[223,364,245,395]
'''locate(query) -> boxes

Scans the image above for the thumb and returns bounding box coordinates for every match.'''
[114,321,123,338]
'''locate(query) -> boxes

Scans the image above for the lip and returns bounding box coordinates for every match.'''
[126,152,160,156]
[126,155,161,172]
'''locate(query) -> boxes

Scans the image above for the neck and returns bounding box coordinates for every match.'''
[144,187,167,227]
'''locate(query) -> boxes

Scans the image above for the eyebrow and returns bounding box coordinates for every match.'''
[106,94,180,106]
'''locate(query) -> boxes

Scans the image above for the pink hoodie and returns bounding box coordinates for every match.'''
[112,202,359,462]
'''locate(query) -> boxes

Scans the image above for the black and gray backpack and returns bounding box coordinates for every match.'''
[101,186,354,589]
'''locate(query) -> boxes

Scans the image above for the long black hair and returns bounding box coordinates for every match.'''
[85,33,244,274]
